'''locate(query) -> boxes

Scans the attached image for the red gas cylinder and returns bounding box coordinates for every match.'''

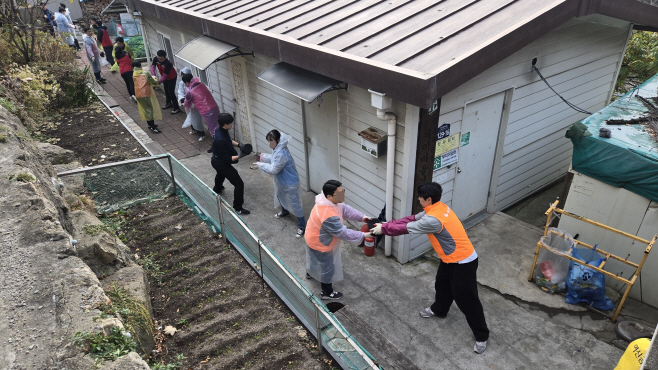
[359,224,370,247]
[364,237,375,257]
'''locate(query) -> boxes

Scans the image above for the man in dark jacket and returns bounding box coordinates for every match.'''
[91,18,114,65]
[211,113,249,215]
[41,3,55,35]
[150,50,180,114]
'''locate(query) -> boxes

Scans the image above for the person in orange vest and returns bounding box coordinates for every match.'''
[370,182,490,354]
[305,180,374,300]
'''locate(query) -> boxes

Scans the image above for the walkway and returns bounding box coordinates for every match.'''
[78,52,658,370]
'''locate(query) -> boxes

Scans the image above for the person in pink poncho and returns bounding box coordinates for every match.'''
[182,74,220,145]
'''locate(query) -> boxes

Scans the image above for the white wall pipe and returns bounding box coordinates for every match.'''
[377,109,396,257]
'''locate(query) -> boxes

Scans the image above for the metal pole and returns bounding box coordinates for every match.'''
[258,241,265,291]
[167,155,177,194]
[314,303,323,355]
[216,195,227,244]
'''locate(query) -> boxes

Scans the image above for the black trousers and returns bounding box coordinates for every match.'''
[212,162,244,210]
[163,78,179,109]
[121,71,135,96]
[430,258,489,342]
[103,46,114,65]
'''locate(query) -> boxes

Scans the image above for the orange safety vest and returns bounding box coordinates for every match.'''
[425,202,475,263]
[305,204,340,253]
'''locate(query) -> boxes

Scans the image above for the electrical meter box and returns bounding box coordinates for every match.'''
[358,127,387,158]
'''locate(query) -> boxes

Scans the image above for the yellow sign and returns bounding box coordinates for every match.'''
[435,133,460,156]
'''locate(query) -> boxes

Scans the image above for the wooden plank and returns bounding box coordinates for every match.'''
[412,106,440,214]
[334,306,422,370]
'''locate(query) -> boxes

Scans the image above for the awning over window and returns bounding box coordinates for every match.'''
[257,62,344,103]
[175,36,237,71]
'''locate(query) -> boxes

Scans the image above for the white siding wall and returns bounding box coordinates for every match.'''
[244,54,308,188]
[141,17,235,135]
[337,87,407,259]
[438,15,631,212]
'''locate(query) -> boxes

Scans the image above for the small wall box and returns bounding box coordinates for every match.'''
[358,127,387,158]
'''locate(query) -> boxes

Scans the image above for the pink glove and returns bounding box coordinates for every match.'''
[149,65,156,76]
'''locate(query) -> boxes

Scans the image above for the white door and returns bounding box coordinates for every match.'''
[304,93,339,193]
[451,92,505,219]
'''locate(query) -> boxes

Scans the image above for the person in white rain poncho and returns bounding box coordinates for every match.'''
[82,27,105,84]
[304,180,374,300]
[55,7,75,49]
[251,130,306,237]
[177,68,206,141]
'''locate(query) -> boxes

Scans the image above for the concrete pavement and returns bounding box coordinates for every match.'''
[84,54,658,369]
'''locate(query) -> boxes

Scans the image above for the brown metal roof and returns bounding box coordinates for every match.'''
[128,0,658,108]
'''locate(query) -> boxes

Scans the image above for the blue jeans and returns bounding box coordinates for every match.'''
[281,207,306,230]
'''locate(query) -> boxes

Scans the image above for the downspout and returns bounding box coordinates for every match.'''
[369,90,396,257]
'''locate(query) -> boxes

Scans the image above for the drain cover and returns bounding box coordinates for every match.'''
[615,320,655,342]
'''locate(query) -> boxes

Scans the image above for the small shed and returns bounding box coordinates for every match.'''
[125,0,658,263]
[559,74,658,307]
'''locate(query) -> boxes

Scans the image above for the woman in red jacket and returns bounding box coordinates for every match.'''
[115,46,135,99]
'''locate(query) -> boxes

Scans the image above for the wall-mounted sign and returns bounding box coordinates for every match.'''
[435,133,460,157]
[433,149,458,171]
[428,100,439,115]
[461,132,470,147]
[437,123,450,140]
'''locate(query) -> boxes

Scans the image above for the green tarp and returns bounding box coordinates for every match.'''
[566,74,658,203]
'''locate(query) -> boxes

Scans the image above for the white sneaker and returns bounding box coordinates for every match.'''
[474,341,487,354]
[130,95,136,101]
[198,136,205,142]
[188,129,196,135]
[295,228,304,238]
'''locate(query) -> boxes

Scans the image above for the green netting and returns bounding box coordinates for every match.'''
[67,154,380,369]
[83,158,173,213]
[567,73,658,202]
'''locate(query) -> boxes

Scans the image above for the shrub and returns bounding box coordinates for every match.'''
[72,327,137,366]
[99,284,153,354]
[0,27,75,71]
[7,63,60,114]
[44,62,96,107]
[615,31,658,95]
[0,134,7,143]
[0,97,18,114]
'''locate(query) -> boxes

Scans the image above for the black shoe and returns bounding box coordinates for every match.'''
[236,208,250,215]
[96,79,106,84]
[207,148,213,153]
[213,186,225,194]
[320,291,343,300]
[162,103,172,109]
[171,108,181,114]
[148,126,161,134]
[305,273,313,280]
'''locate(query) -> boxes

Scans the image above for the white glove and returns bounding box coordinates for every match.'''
[363,232,373,239]
[370,223,383,235]
[91,57,95,63]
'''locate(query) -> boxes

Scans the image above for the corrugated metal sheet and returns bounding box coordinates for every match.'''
[132,0,658,107]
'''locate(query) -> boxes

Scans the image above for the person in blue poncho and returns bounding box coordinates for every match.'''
[251,129,306,237]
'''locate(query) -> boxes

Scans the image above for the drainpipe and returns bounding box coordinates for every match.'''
[369,90,396,257]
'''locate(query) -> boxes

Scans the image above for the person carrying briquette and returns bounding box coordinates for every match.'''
[177,69,206,141]
[54,7,76,52]
[110,37,134,73]
[150,50,180,114]
[59,3,81,51]
[305,180,374,300]
[370,181,490,354]
[132,61,163,133]
[211,113,250,215]
[91,18,114,66]
[114,46,135,99]
[250,129,306,238]
[183,73,219,141]
[82,27,106,84]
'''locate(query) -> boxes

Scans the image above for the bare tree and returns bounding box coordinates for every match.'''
[0,0,55,63]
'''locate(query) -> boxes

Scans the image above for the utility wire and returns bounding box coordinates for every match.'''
[532,65,592,115]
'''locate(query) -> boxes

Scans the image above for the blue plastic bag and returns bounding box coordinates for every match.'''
[565,247,615,311]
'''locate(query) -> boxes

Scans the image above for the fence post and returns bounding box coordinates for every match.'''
[257,241,265,291]
[216,195,227,244]
[314,303,323,355]
[167,155,177,194]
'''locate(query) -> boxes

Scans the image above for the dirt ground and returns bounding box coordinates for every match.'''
[41,100,147,165]
[111,196,338,370]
